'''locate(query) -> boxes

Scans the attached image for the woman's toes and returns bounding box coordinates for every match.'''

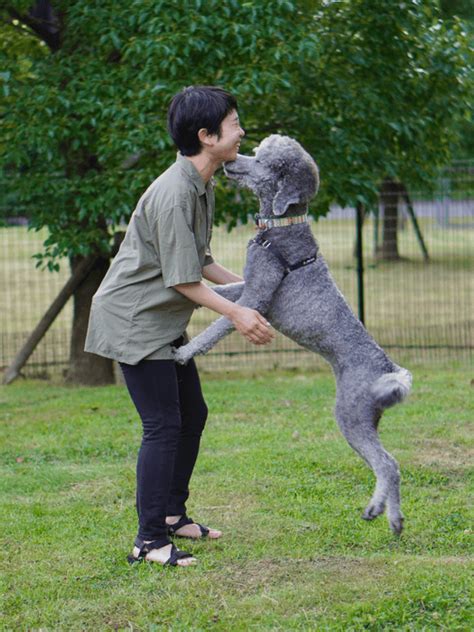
[177,556,197,566]
[207,528,222,539]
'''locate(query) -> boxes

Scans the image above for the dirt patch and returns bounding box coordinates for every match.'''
[412,438,473,470]
[224,555,387,593]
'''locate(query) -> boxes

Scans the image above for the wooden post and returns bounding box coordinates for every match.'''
[3,255,98,385]
[399,185,430,261]
[377,178,401,260]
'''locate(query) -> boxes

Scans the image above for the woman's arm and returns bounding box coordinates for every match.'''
[173,281,273,346]
[203,261,244,301]
[202,261,243,284]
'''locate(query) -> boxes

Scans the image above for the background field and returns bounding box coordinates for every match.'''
[1,206,473,378]
[1,366,472,630]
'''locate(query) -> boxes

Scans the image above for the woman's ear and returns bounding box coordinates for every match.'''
[272,178,301,216]
[198,127,215,148]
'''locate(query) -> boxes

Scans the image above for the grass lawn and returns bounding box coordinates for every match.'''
[1,366,472,630]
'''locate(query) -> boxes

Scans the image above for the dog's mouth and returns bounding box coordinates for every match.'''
[223,161,239,176]
[224,154,254,179]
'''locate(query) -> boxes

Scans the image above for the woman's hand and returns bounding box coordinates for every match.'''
[173,281,274,345]
[228,305,274,345]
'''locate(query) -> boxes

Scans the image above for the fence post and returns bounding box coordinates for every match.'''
[355,202,365,324]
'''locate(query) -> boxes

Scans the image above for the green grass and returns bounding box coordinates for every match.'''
[1,366,472,630]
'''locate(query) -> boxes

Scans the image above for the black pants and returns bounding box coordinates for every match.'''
[120,356,208,542]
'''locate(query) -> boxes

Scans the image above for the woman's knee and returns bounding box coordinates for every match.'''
[141,411,181,443]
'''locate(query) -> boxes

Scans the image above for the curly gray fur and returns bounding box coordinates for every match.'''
[175,134,412,535]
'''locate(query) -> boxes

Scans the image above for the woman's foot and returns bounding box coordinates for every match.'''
[132,542,196,566]
[166,515,222,539]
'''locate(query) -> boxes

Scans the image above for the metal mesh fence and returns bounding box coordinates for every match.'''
[0,224,72,377]
[1,166,472,380]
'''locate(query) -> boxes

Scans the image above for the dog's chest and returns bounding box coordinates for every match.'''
[245,228,318,278]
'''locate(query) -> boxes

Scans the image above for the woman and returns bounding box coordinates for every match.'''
[85,86,273,567]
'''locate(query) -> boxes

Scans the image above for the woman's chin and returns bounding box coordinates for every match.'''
[217,147,239,165]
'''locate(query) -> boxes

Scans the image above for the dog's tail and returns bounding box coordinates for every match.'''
[371,368,412,409]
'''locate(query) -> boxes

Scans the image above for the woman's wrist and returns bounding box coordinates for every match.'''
[222,302,239,321]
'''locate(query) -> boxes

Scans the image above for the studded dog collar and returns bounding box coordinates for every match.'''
[255,213,309,229]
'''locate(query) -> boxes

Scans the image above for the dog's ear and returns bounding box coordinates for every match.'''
[272,178,301,216]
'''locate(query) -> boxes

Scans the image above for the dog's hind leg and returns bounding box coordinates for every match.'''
[335,402,403,535]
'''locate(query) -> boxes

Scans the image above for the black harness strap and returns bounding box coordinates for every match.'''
[252,232,317,277]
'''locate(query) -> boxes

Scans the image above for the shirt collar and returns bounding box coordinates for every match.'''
[176,152,209,196]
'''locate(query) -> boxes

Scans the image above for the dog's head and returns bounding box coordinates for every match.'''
[224,134,319,217]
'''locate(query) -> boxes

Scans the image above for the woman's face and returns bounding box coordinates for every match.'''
[207,109,245,163]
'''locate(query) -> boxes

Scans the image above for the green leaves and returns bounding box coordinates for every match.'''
[0,0,471,264]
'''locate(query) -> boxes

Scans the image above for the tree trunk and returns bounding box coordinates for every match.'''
[377,177,401,261]
[65,255,114,385]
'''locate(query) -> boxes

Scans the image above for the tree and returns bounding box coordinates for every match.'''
[1,0,471,383]
[303,0,472,260]
[439,0,474,161]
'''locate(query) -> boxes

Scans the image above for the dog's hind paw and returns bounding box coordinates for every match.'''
[388,513,404,536]
[362,500,386,521]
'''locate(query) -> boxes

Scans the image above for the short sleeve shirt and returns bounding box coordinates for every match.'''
[84,154,214,365]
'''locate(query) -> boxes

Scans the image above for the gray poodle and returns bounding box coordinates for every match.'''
[175,134,412,535]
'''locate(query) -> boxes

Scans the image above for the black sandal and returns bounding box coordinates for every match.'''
[127,536,194,566]
[167,515,210,538]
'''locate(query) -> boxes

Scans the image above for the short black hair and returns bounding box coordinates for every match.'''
[167,85,238,156]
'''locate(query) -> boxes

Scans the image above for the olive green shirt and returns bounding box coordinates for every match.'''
[84,154,214,365]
